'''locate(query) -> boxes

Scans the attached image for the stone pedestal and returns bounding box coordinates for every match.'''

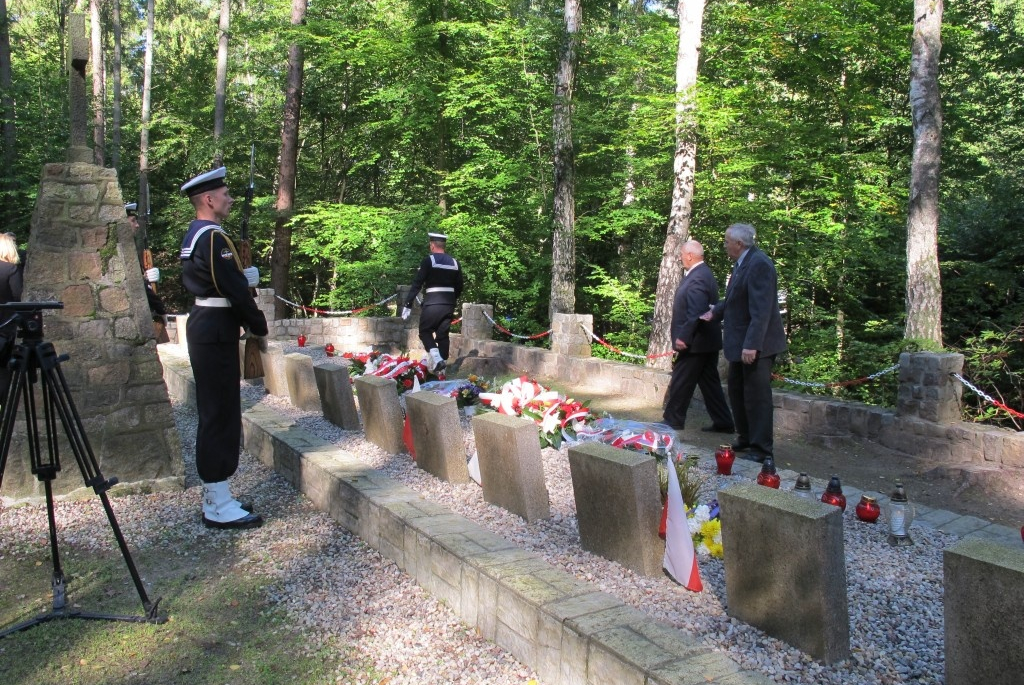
[567,442,662,576]
[259,344,288,397]
[285,353,322,412]
[406,391,469,483]
[944,539,1024,685]
[314,363,360,430]
[897,352,963,424]
[472,412,549,522]
[719,483,850,664]
[551,313,592,358]
[1,161,181,503]
[354,375,405,455]
[460,303,494,343]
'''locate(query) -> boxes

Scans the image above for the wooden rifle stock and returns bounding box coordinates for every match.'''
[240,144,264,379]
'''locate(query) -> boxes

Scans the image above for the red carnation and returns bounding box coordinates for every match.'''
[403,378,413,388]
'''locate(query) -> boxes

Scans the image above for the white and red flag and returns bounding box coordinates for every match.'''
[662,459,703,592]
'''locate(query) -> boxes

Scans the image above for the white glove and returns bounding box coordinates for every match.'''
[145,267,160,283]
[401,307,412,320]
[243,266,259,287]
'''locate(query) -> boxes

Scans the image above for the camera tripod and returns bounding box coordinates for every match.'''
[0,302,164,638]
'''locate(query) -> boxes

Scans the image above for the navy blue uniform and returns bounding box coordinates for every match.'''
[405,252,463,360]
[180,220,267,482]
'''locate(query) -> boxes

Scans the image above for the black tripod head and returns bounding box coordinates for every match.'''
[0,301,64,344]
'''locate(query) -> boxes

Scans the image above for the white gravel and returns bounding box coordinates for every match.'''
[0,355,956,684]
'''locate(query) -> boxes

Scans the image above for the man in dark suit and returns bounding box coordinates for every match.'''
[701,223,787,460]
[663,240,733,432]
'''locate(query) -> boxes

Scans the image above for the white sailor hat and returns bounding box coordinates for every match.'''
[427,232,448,241]
[124,202,138,214]
[181,166,227,197]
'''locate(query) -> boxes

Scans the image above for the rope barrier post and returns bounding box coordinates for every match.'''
[551,313,592,358]
[896,351,965,424]
[460,303,493,343]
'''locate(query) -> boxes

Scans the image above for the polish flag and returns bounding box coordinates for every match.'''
[663,459,703,592]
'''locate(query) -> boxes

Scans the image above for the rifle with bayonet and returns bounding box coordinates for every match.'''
[140,176,170,343]
[240,144,264,379]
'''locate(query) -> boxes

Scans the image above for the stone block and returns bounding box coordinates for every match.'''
[472,412,550,522]
[406,391,469,483]
[567,442,662,576]
[259,344,289,397]
[314,363,360,430]
[944,539,1024,685]
[284,353,322,412]
[354,374,406,455]
[719,482,850,663]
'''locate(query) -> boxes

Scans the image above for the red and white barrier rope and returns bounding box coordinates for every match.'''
[482,311,552,340]
[950,372,1024,419]
[275,293,398,316]
[578,324,675,360]
[773,363,899,388]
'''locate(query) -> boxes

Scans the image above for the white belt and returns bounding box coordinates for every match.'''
[195,297,231,308]
[425,287,455,293]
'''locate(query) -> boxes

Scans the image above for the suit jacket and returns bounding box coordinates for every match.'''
[670,262,722,354]
[714,246,787,362]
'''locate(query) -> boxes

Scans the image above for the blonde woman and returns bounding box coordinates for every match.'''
[0,232,23,404]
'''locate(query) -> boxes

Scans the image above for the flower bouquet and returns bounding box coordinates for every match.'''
[366,353,432,394]
[573,418,680,460]
[455,375,490,408]
[342,350,382,379]
[478,376,595,449]
[688,500,723,558]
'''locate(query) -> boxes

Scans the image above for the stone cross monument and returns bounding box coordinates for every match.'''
[0,14,182,503]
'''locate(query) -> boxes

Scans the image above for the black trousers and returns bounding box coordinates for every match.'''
[187,337,242,483]
[727,354,776,456]
[663,351,733,430]
[418,304,454,359]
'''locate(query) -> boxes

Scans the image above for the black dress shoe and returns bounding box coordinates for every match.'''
[741,452,767,463]
[202,512,264,530]
[731,442,751,452]
[701,425,735,433]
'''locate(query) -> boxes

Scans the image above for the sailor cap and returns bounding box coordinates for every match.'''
[181,166,227,197]
[427,232,448,241]
[124,202,138,214]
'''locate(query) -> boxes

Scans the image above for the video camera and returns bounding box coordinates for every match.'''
[0,301,64,342]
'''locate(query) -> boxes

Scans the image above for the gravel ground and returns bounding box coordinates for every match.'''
[238,346,955,685]
[0,352,956,684]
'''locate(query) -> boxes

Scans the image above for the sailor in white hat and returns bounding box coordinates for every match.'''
[401,231,463,373]
[179,166,267,530]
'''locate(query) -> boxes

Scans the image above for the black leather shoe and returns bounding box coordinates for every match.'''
[701,425,735,433]
[202,512,264,530]
[731,442,751,452]
[741,452,767,463]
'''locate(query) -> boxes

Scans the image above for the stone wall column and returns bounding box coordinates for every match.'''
[550,313,592,358]
[897,352,964,423]
[460,303,493,343]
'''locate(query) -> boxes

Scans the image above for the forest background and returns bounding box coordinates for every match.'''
[1,0,1022,425]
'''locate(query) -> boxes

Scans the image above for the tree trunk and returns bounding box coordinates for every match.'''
[110,0,122,170]
[90,0,104,165]
[138,0,154,219]
[213,0,229,165]
[646,0,706,368]
[0,0,16,217]
[904,0,943,345]
[271,0,307,320]
[549,0,580,321]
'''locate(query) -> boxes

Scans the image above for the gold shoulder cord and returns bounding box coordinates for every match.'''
[208,230,244,298]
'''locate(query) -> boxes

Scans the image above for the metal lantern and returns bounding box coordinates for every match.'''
[820,475,847,511]
[793,472,813,498]
[886,481,915,546]
[756,456,781,488]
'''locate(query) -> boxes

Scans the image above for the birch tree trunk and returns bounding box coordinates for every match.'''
[111,0,122,170]
[646,0,706,368]
[139,0,154,218]
[905,0,943,345]
[213,0,229,165]
[0,0,16,211]
[271,0,307,320]
[90,0,104,165]
[549,0,580,321]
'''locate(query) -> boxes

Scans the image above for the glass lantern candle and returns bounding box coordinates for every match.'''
[324,342,335,357]
[756,456,781,488]
[793,472,813,498]
[886,481,915,546]
[855,495,881,523]
[820,475,847,511]
[714,445,735,476]
[297,333,306,347]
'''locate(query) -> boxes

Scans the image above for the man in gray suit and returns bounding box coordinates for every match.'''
[663,240,733,432]
[701,223,787,460]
